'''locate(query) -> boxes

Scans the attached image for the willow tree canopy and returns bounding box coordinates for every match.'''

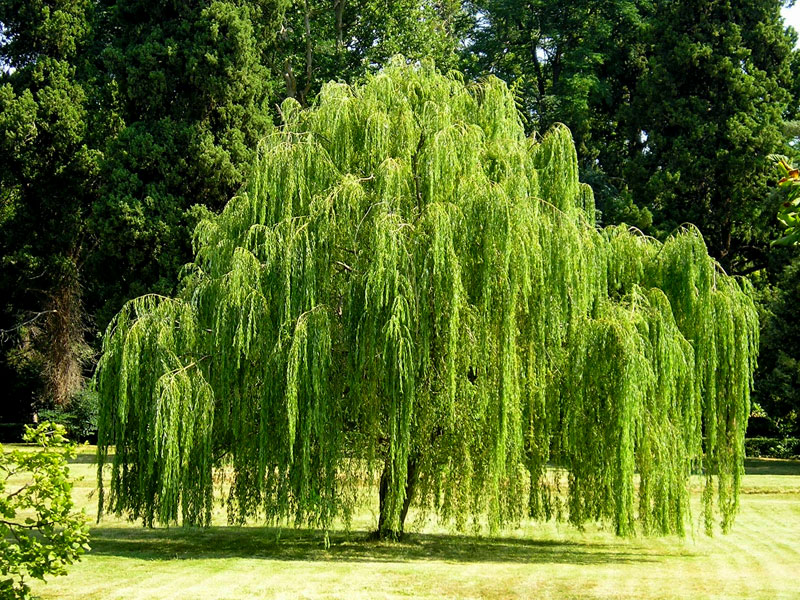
[96,59,758,539]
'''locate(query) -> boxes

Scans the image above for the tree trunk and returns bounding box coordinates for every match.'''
[334,0,345,49]
[300,0,313,105]
[376,454,419,540]
[44,262,88,407]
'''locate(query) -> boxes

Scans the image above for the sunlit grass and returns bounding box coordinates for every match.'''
[12,446,800,599]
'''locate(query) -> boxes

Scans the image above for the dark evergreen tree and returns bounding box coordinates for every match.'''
[88,0,290,326]
[468,1,796,268]
[752,157,800,438]
[0,0,105,414]
[89,1,467,328]
[627,0,794,270]
[755,253,800,437]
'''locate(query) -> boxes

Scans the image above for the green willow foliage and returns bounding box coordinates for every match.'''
[96,60,758,538]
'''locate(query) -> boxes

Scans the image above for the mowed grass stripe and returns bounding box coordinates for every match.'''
[16,448,800,600]
[735,498,799,599]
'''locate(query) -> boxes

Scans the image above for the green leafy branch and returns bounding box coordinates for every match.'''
[770,156,800,246]
[0,423,90,600]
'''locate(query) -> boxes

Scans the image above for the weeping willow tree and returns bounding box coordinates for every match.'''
[95,58,758,540]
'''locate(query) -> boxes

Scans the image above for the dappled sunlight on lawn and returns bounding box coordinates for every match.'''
[24,448,800,600]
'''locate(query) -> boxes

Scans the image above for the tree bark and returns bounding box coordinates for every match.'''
[530,36,547,100]
[376,454,419,540]
[300,0,313,105]
[44,259,87,407]
[334,0,346,49]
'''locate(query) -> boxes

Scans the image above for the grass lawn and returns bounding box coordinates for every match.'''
[14,446,800,600]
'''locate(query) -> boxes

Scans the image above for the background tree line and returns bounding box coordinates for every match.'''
[1,0,798,441]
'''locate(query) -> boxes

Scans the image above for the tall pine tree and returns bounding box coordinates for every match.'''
[467,0,796,268]
[0,0,106,415]
[89,0,467,328]
[627,0,794,271]
[88,0,290,326]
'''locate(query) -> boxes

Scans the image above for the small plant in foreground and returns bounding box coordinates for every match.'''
[0,423,89,599]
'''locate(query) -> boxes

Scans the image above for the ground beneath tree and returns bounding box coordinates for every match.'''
[25,447,800,600]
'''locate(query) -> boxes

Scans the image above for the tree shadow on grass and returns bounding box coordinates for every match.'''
[88,526,662,566]
[68,452,105,464]
[744,458,800,476]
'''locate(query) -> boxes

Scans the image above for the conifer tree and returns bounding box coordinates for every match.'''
[465,0,656,229]
[89,0,466,329]
[625,0,794,269]
[0,0,104,413]
[96,61,759,539]
[88,0,290,326]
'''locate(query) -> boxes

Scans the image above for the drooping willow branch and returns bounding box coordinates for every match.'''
[96,58,758,538]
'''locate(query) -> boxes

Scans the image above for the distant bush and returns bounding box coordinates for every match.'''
[0,423,90,599]
[38,388,99,443]
[745,437,800,459]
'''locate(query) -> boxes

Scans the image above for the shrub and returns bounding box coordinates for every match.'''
[745,437,800,459]
[0,423,90,599]
[38,388,99,443]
